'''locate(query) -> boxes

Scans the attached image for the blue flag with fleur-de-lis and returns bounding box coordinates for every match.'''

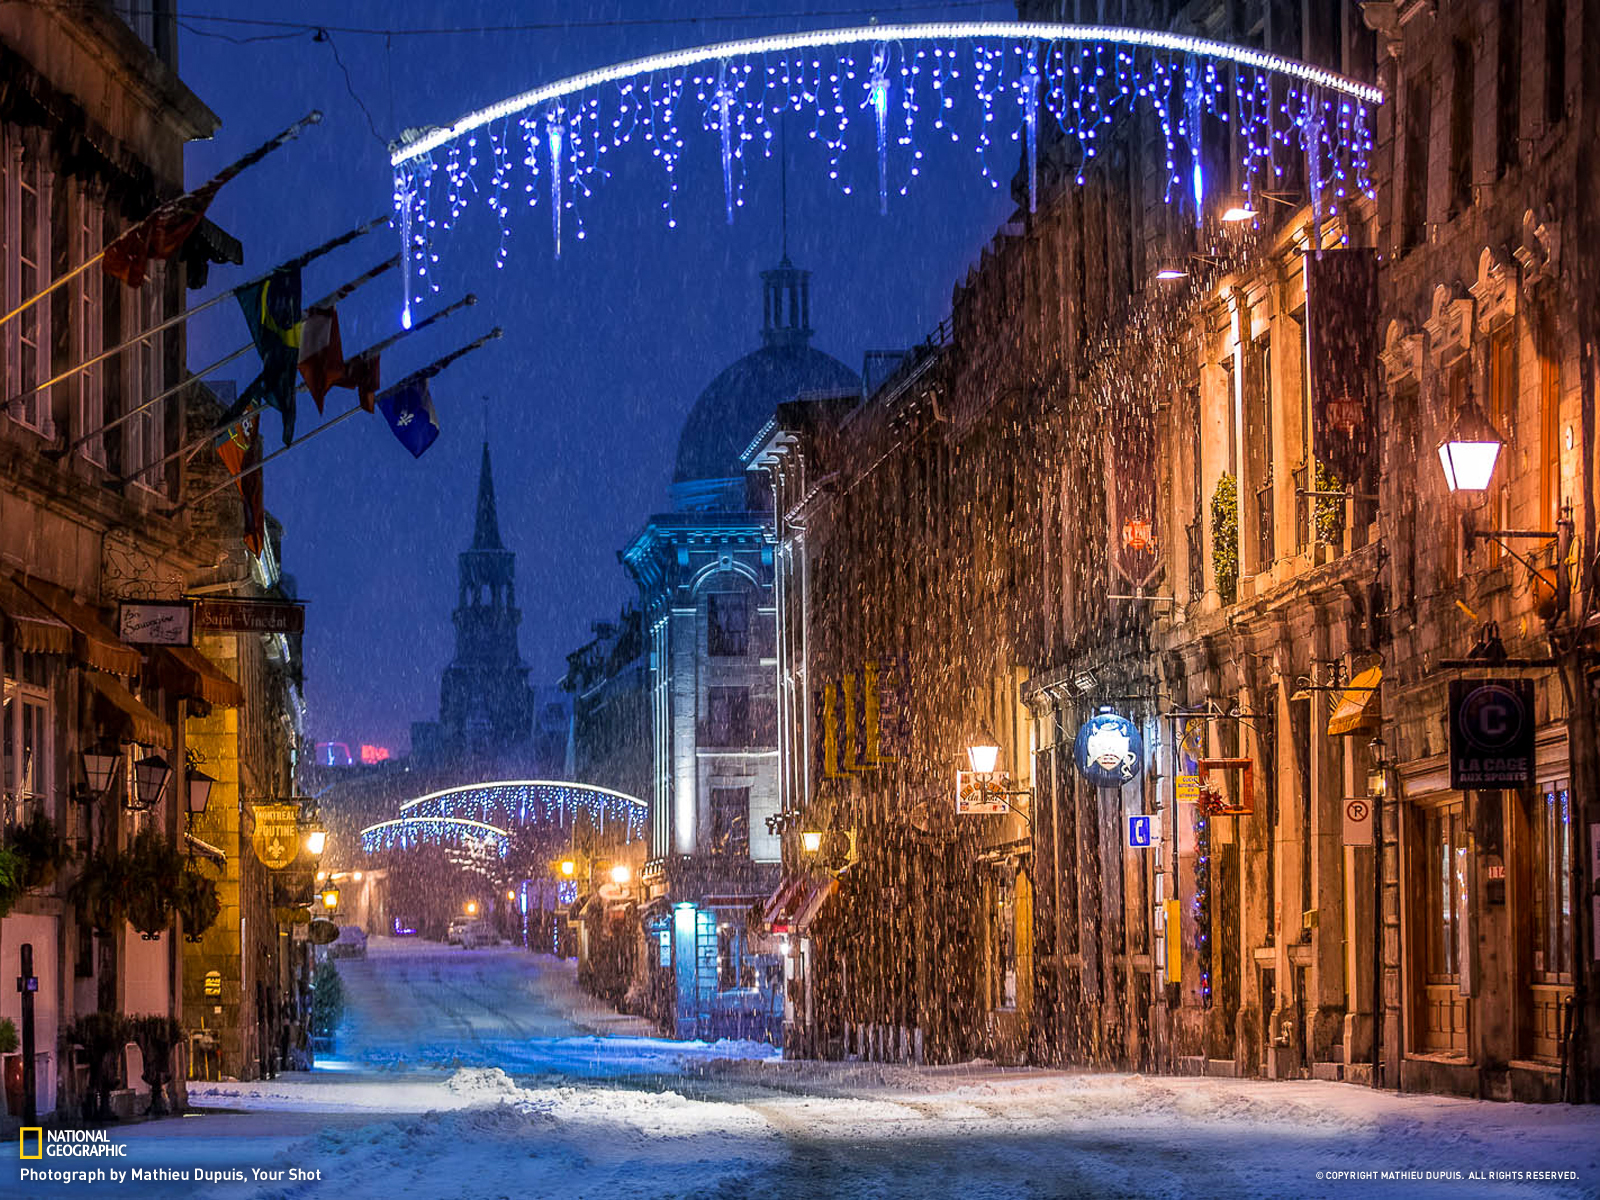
[376,378,440,458]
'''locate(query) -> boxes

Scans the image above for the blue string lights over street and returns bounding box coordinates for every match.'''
[388,22,1383,327]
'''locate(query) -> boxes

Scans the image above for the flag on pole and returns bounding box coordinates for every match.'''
[102,182,223,289]
[298,304,345,412]
[377,378,440,458]
[233,266,303,443]
[215,414,265,556]
[342,350,382,413]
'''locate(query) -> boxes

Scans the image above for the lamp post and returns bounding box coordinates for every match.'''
[131,753,171,811]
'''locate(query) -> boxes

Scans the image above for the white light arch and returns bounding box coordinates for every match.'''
[390,22,1382,325]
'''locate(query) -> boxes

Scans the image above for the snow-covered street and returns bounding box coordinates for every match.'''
[15,938,1600,1199]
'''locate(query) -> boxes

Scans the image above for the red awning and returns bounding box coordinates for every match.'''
[0,573,71,655]
[14,574,142,676]
[762,875,836,935]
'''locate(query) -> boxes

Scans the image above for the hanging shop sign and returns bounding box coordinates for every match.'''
[193,597,305,635]
[1074,711,1144,787]
[250,803,303,870]
[1197,758,1254,816]
[955,770,1009,816]
[1448,678,1534,790]
[117,601,193,645]
[203,970,223,998]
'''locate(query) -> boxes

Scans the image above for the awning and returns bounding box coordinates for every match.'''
[15,575,142,676]
[153,645,244,708]
[1328,665,1382,736]
[184,832,228,866]
[762,875,836,935]
[0,573,71,655]
[86,671,171,747]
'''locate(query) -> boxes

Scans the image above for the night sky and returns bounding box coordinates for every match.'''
[178,1,1017,755]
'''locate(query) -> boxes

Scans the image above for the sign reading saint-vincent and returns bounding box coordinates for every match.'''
[1449,678,1535,790]
[194,597,305,634]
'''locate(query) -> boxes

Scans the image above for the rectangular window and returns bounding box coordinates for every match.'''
[1424,805,1467,980]
[993,870,1018,1010]
[708,787,749,858]
[1449,39,1474,216]
[1487,328,1516,566]
[1245,334,1274,570]
[1531,785,1572,981]
[1401,73,1431,250]
[3,137,52,434]
[1497,0,1522,176]
[706,592,750,657]
[1545,0,1565,127]
[1539,314,1562,534]
[2,650,53,829]
[78,190,105,465]
[705,685,750,747]
[125,265,165,491]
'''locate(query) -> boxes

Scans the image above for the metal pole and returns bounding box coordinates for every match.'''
[0,111,323,332]
[4,213,389,420]
[19,943,37,1122]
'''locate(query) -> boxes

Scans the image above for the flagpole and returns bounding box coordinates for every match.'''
[175,326,503,512]
[6,214,389,421]
[149,287,477,481]
[0,111,323,332]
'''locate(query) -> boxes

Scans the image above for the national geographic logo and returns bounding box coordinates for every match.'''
[17,1128,127,1158]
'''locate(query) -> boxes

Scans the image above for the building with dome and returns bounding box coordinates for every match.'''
[621,256,859,1042]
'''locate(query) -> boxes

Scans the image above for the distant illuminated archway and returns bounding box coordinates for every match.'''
[359,779,647,856]
[390,21,1382,324]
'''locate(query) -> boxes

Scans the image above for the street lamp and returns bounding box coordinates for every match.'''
[187,766,215,816]
[799,830,823,855]
[80,746,120,798]
[304,827,328,857]
[610,863,631,886]
[1437,402,1504,494]
[320,886,339,911]
[966,730,1000,778]
[464,900,478,916]
[558,858,576,878]
[131,753,170,810]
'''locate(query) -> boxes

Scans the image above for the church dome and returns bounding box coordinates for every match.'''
[672,257,859,494]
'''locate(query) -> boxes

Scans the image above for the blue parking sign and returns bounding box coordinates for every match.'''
[1128,815,1152,848]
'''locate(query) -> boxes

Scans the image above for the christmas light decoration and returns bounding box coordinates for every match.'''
[387,22,1382,322]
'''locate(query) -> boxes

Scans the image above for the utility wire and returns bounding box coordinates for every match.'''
[67,0,1002,40]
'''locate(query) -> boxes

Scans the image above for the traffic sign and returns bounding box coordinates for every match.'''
[1342,796,1373,846]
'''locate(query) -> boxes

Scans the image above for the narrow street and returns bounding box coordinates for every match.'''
[25,938,1595,1200]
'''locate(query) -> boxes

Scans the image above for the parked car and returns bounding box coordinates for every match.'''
[328,924,368,960]
[447,918,494,948]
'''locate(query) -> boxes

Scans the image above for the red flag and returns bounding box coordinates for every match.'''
[216,414,265,556]
[341,351,382,413]
[298,305,345,412]
[102,181,222,289]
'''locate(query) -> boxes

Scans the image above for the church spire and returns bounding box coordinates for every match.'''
[471,440,504,550]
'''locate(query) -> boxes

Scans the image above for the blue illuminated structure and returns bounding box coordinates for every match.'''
[358,779,648,857]
[388,21,1382,325]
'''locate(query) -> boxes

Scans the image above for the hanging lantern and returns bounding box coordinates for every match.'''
[131,754,171,810]
[187,766,216,815]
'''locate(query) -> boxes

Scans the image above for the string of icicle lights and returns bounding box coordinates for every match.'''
[389,22,1383,328]
[396,780,648,839]
[360,816,512,857]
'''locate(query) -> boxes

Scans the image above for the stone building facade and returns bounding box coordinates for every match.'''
[747,0,1600,1103]
[620,255,858,1042]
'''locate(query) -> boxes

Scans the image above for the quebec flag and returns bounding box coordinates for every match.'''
[377,378,440,458]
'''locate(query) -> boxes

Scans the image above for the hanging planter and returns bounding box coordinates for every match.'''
[66,845,128,935]
[123,829,183,940]
[174,864,221,942]
[1211,472,1239,605]
[6,812,75,891]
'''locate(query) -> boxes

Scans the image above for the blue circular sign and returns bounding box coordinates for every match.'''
[1074,712,1144,787]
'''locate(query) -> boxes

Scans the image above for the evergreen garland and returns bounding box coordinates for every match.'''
[1211,473,1239,604]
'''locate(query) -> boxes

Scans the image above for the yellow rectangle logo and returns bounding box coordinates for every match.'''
[19,1127,43,1159]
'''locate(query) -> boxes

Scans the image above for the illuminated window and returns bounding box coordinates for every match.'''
[1531,784,1572,981]
[1,650,53,829]
[1424,804,1468,981]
